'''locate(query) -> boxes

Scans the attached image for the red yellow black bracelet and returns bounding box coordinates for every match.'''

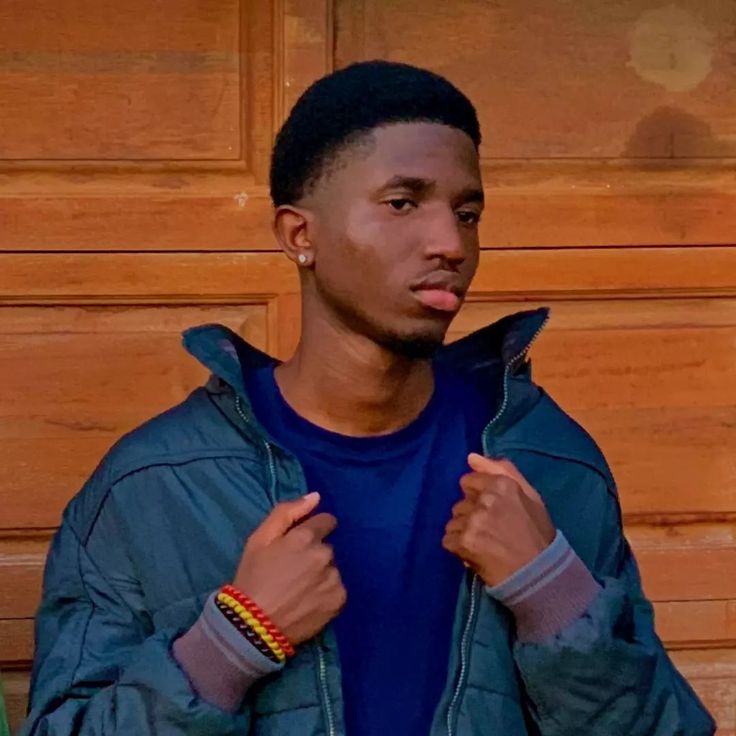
[214,598,283,665]
[221,585,296,658]
[215,586,296,661]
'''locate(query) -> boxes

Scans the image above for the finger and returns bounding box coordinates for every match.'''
[449,497,476,519]
[442,531,473,563]
[292,512,338,542]
[444,516,466,536]
[468,454,532,491]
[459,471,497,499]
[252,492,320,545]
[441,530,462,554]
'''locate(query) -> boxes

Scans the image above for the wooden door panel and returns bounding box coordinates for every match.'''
[673,650,736,734]
[335,0,736,247]
[0,304,267,529]
[2,0,735,730]
[336,0,736,159]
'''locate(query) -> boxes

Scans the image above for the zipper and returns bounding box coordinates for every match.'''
[446,574,480,736]
[235,394,337,736]
[235,394,277,506]
[317,638,337,736]
[446,314,550,735]
[482,312,550,450]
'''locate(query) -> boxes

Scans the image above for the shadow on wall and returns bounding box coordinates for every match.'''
[623,105,736,159]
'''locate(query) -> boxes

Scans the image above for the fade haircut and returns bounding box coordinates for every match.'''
[269,60,482,206]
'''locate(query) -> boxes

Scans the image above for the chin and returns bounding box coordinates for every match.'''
[375,324,448,360]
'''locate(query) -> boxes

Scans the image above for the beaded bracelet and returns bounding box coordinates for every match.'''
[216,591,287,662]
[213,598,282,665]
[221,585,296,658]
[216,592,285,658]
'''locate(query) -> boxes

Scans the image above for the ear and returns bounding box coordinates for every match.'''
[272,205,315,267]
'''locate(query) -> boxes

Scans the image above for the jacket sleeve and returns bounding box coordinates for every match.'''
[508,482,716,736]
[20,517,254,736]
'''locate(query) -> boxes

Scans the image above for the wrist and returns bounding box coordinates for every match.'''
[219,584,296,660]
[172,592,284,712]
[486,531,601,642]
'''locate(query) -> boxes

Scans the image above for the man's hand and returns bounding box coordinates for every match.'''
[232,492,346,646]
[443,453,556,587]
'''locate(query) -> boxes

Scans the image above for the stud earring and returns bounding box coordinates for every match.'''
[298,253,308,265]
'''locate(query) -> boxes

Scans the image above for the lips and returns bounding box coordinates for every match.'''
[413,288,462,312]
[411,273,465,313]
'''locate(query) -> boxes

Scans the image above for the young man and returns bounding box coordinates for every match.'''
[23,61,714,735]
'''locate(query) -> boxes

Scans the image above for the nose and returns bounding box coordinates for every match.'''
[423,208,467,267]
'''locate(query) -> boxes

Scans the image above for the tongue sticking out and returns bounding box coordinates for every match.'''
[414,288,461,312]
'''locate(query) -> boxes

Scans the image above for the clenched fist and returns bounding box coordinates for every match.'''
[443,453,556,587]
[233,492,346,646]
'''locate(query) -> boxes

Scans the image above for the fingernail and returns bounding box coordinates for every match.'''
[304,491,320,502]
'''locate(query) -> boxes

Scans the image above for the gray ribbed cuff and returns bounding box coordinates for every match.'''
[486,531,601,642]
[172,592,284,711]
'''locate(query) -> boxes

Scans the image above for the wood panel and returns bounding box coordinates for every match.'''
[334,0,736,248]
[2,253,734,733]
[1,247,734,303]
[0,305,271,530]
[3,2,736,251]
[2,253,734,528]
[3,671,29,736]
[0,0,242,160]
[0,0,340,252]
[672,649,736,734]
[336,0,736,159]
[3,0,735,730]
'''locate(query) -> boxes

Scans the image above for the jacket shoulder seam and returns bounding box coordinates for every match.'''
[498,442,617,498]
[108,448,260,487]
[78,449,260,545]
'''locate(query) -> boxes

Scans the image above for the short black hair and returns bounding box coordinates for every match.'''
[269,60,481,206]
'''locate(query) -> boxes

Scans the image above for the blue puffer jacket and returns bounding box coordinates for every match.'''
[22,308,715,736]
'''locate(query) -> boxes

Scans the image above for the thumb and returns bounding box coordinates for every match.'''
[467,453,528,487]
[252,492,321,546]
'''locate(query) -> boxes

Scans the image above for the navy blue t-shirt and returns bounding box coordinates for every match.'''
[245,364,492,735]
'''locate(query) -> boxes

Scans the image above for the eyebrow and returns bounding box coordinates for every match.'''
[376,175,485,206]
[377,176,435,196]
[457,187,485,206]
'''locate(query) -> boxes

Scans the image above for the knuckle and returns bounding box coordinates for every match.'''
[272,501,295,521]
[316,544,334,566]
[291,526,315,546]
[460,528,476,550]
[468,510,487,532]
[327,584,347,613]
[495,476,519,495]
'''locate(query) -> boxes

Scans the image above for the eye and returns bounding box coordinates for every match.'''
[385,197,417,214]
[456,209,481,225]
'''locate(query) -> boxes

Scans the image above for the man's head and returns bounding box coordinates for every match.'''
[270,61,483,359]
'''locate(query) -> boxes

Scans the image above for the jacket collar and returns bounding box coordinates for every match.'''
[182,307,550,396]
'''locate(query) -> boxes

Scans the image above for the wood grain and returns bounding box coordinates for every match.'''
[1,248,734,303]
[336,0,736,159]
[4,165,736,250]
[0,304,269,529]
[0,0,242,160]
[2,0,736,728]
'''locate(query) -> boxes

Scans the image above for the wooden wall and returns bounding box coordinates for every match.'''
[1,0,735,731]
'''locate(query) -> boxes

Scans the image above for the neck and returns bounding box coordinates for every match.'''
[274,307,435,437]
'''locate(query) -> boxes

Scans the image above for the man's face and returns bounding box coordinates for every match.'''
[304,121,483,358]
